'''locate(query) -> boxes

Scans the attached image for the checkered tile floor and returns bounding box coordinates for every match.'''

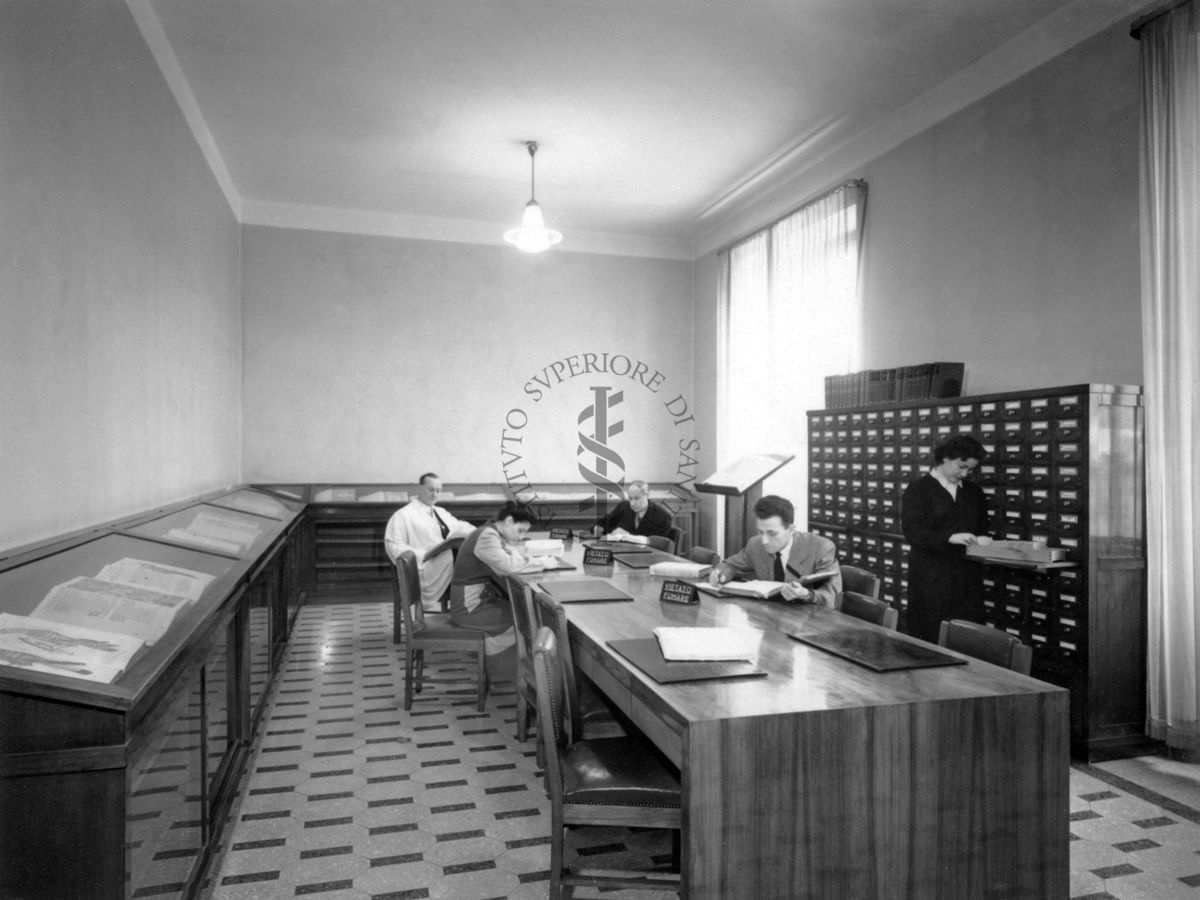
[195,602,1200,900]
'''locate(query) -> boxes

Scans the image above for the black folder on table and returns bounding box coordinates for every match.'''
[607,638,768,684]
[785,628,968,672]
[540,579,634,603]
[613,550,685,569]
[583,540,653,555]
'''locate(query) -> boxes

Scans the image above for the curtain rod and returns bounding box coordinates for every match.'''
[716,178,867,257]
[1130,0,1192,38]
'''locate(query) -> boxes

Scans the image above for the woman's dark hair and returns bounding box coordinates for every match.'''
[934,434,987,463]
[753,494,795,527]
[496,502,536,526]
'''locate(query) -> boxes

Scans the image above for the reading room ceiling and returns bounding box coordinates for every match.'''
[143,0,1138,253]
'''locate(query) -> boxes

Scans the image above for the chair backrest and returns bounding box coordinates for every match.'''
[839,590,898,631]
[394,550,426,633]
[938,619,1033,675]
[531,588,583,742]
[532,626,569,804]
[688,545,721,566]
[505,577,538,674]
[666,525,684,556]
[839,564,880,600]
[645,534,673,553]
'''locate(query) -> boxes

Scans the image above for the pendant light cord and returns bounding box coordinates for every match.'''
[527,141,538,202]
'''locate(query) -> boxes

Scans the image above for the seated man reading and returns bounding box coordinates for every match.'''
[598,479,672,539]
[709,494,841,606]
[384,472,474,611]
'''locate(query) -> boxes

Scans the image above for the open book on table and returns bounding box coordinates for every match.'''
[696,570,837,600]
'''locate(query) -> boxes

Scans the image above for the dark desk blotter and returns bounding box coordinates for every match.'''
[607,638,768,684]
[786,628,968,672]
[541,579,634,603]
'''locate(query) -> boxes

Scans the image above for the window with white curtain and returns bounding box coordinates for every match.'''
[717,181,867,528]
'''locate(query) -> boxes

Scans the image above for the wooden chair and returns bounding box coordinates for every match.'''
[688,545,721,566]
[938,619,1033,675]
[839,590,898,630]
[839,564,880,600]
[532,627,682,899]
[504,576,540,746]
[391,536,465,642]
[531,588,625,743]
[666,524,684,555]
[393,551,488,711]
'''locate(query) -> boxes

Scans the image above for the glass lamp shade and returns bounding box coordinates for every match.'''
[503,200,563,253]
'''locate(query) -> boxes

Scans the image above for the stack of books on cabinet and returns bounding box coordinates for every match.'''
[824,361,965,408]
[806,384,1146,759]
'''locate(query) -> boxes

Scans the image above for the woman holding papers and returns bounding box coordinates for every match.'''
[708,495,841,607]
[901,434,991,643]
[449,503,544,659]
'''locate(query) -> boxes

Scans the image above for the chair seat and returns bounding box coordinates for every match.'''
[563,737,681,807]
[413,619,486,644]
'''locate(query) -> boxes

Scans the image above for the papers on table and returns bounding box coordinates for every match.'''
[0,613,144,684]
[603,533,650,545]
[653,626,762,662]
[647,561,711,579]
[527,556,575,572]
[523,539,565,556]
[165,508,263,555]
[707,580,785,600]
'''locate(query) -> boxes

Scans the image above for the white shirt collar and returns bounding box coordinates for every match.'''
[930,466,959,498]
[773,534,794,566]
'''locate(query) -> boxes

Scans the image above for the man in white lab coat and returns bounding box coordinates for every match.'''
[384,473,474,610]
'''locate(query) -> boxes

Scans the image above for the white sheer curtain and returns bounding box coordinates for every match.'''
[1139,1,1200,752]
[718,182,867,528]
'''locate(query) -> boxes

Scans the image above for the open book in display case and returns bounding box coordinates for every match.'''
[0,486,306,900]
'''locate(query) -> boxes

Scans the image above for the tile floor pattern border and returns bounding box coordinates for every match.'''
[189,602,1200,900]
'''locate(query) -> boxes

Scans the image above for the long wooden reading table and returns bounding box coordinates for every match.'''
[524,539,1069,900]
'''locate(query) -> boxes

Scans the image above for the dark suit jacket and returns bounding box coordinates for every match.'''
[717,532,841,607]
[602,500,673,538]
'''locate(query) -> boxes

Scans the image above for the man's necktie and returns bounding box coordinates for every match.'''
[773,552,785,582]
[432,509,450,539]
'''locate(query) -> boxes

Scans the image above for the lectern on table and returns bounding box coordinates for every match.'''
[696,453,794,552]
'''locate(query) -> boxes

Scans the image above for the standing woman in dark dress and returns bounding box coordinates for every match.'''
[901,434,992,642]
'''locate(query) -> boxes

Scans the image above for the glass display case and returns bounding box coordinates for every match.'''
[0,488,304,900]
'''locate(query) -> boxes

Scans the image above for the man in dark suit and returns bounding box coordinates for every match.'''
[599,480,673,538]
[709,494,842,606]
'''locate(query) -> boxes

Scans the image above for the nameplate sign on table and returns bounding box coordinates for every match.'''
[548,526,574,540]
[582,547,614,566]
[541,578,633,603]
[659,580,699,605]
[786,628,969,672]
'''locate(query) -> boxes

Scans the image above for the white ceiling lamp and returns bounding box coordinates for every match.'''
[503,141,563,253]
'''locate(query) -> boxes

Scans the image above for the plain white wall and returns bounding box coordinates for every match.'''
[692,21,1143,532]
[0,0,242,552]
[240,226,699,492]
